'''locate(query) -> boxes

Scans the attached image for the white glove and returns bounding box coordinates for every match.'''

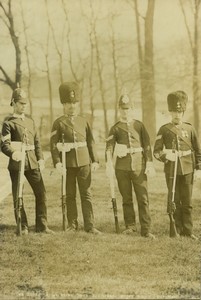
[194,170,201,181]
[12,151,22,162]
[38,159,45,171]
[106,162,115,178]
[91,162,99,172]
[165,152,176,162]
[56,162,63,175]
[145,161,156,177]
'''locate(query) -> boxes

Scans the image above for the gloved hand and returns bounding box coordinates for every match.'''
[145,161,156,177]
[38,159,45,171]
[56,162,63,175]
[12,151,22,162]
[91,162,99,172]
[194,170,201,181]
[165,152,176,162]
[106,162,115,178]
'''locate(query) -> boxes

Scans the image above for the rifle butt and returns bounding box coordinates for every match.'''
[16,195,22,236]
[16,216,22,236]
[62,215,66,231]
[112,198,120,234]
[169,214,178,238]
[61,195,67,231]
[114,217,120,234]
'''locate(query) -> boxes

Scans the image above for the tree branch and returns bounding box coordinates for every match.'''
[0,65,15,89]
[179,0,194,53]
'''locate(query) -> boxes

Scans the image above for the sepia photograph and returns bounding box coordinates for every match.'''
[0,0,200,299]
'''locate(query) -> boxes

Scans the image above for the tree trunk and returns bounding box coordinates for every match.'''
[134,0,156,144]
[142,0,156,143]
[192,0,200,137]
[179,0,201,138]
[0,0,22,89]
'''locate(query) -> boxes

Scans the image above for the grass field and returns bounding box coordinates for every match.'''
[0,144,200,299]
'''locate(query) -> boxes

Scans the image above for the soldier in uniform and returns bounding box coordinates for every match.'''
[1,87,53,235]
[50,81,101,234]
[153,91,201,239]
[105,93,155,238]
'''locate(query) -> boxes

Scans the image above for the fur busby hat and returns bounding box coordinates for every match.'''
[10,88,27,106]
[59,82,80,104]
[167,91,188,112]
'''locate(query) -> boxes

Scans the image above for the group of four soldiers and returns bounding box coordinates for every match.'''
[1,82,201,239]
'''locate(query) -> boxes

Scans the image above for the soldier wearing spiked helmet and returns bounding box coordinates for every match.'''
[105,91,155,238]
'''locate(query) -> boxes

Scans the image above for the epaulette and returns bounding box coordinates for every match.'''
[57,115,66,121]
[3,114,12,122]
[160,123,170,129]
[134,119,142,124]
[113,121,120,127]
[77,114,85,119]
[25,114,32,119]
[24,114,34,122]
[183,121,192,126]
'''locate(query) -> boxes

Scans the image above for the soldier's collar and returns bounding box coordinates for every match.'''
[171,121,182,126]
[120,117,133,123]
[13,113,25,120]
[65,114,77,118]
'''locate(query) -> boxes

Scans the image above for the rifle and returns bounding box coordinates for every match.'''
[16,130,27,236]
[106,151,120,234]
[61,133,67,231]
[167,137,179,238]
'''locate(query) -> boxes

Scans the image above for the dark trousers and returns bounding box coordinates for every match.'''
[165,172,193,236]
[66,165,94,231]
[115,169,151,235]
[9,169,47,232]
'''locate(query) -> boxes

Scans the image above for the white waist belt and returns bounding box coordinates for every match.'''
[164,149,192,157]
[115,143,143,158]
[11,141,35,151]
[127,147,143,154]
[57,141,87,152]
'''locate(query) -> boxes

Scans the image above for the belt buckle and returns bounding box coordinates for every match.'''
[128,148,133,154]
[178,150,184,157]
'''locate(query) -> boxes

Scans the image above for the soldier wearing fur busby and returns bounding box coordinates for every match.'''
[1,87,53,235]
[153,91,201,240]
[105,93,155,238]
[50,81,101,234]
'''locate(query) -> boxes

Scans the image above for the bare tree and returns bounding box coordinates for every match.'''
[179,0,201,137]
[0,0,21,89]
[46,0,65,83]
[80,0,98,127]
[132,0,156,143]
[109,9,120,123]
[89,0,109,136]
[62,0,85,114]
[44,0,54,127]
[20,0,33,116]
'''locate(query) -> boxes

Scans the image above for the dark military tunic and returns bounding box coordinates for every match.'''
[1,114,48,232]
[50,115,99,231]
[50,115,98,167]
[106,119,153,236]
[154,121,201,235]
